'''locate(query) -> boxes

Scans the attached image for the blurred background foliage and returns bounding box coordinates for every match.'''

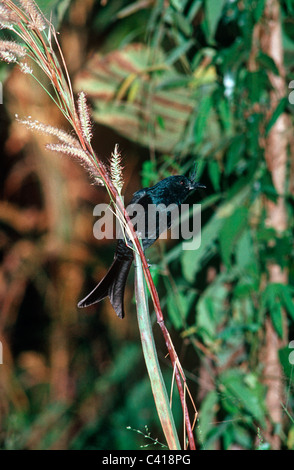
[0,0,294,450]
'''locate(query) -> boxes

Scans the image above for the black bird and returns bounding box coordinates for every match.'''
[78,175,205,319]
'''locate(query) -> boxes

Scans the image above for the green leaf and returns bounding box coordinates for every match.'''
[194,94,213,144]
[170,0,185,11]
[279,285,294,322]
[141,160,158,187]
[205,0,227,42]
[167,291,195,330]
[197,391,218,446]
[220,370,266,426]
[231,424,252,449]
[219,206,248,268]
[259,169,279,202]
[257,52,279,75]
[262,284,285,338]
[196,276,229,344]
[165,39,195,66]
[208,160,221,191]
[187,0,202,22]
[225,136,246,176]
[266,97,288,135]
[247,70,271,103]
[253,0,266,22]
[270,301,283,338]
[278,346,294,380]
[217,98,233,133]
[181,181,251,282]
[235,229,255,270]
[181,212,222,282]
[197,297,218,340]
[285,0,294,15]
[169,9,193,37]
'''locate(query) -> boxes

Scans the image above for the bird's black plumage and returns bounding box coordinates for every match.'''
[78,175,205,318]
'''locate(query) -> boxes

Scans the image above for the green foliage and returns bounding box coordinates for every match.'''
[205,0,227,42]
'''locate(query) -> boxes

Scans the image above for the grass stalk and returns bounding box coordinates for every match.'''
[134,248,181,450]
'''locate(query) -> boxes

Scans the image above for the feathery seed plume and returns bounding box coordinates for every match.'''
[0,3,18,29]
[19,0,46,31]
[77,91,93,144]
[110,144,124,195]
[16,116,81,148]
[0,40,26,63]
[46,143,104,186]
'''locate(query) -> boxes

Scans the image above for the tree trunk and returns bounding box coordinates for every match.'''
[256,0,289,449]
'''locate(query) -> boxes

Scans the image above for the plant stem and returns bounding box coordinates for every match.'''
[134,249,181,450]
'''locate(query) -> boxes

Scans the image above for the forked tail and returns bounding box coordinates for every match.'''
[77,257,132,319]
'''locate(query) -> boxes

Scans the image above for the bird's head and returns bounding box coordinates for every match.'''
[152,174,205,206]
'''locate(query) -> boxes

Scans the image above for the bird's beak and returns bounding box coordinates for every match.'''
[189,181,206,191]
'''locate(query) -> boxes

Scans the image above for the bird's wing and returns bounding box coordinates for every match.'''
[127,188,148,205]
[126,189,178,247]
[114,189,151,249]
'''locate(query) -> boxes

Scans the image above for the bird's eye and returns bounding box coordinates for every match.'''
[180,180,184,185]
